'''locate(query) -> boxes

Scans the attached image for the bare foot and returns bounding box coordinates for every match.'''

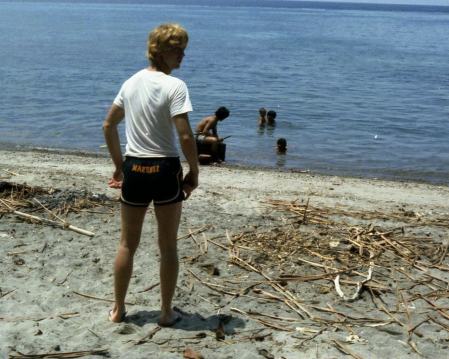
[108,306,126,323]
[158,308,182,327]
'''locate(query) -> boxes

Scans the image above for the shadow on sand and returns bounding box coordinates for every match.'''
[124,307,246,333]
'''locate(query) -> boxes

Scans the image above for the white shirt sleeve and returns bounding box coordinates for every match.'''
[168,79,193,118]
[113,83,125,108]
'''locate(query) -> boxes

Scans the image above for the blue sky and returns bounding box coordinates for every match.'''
[310,0,449,5]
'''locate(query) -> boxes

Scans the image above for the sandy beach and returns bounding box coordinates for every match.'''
[1,148,449,359]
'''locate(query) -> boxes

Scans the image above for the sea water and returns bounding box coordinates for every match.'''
[0,0,448,184]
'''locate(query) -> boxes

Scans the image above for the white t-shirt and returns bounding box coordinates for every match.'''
[113,69,193,158]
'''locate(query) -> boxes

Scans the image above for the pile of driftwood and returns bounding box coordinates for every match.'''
[2,180,448,357]
[184,198,449,357]
[0,181,112,237]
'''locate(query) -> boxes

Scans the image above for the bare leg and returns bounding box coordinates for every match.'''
[110,203,147,323]
[203,137,221,161]
[154,201,182,326]
[204,136,219,150]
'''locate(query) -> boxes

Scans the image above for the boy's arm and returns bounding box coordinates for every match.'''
[202,118,219,138]
[103,104,125,188]
[211,122,218,137]
[195,118,205,134]
[173,113,199,198]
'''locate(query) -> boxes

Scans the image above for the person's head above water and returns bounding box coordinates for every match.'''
[259,107,267,117]
[267,110,277,121]
[277,138,287,153]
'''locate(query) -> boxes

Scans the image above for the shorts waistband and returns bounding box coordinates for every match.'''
[125,156,180,160]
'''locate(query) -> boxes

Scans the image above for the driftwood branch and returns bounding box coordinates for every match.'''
[177,225,210,241]
[0,199,94,237]
[332,340,364,359]
[9,348,109,358]
[72,291,135,305]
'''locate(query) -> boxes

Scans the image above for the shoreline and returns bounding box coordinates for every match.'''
[1,149,449,358]
[1,142,448,188]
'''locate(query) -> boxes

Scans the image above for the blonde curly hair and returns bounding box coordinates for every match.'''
[147,23,188,67]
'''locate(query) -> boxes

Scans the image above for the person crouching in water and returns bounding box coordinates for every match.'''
[103,23,199,326]
[195,106,230,145]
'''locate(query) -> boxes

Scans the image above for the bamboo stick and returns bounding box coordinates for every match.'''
[0,199,94,237]
[72,291,135,305]
[9,348,108,358]
[332,340,364,359]
[230,307,295,332]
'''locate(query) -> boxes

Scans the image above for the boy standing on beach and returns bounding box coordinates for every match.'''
[103,23,199,326]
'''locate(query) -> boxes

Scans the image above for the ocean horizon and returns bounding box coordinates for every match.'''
[3,0,449,12]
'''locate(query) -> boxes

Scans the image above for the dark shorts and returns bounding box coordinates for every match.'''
[121,156,184,207]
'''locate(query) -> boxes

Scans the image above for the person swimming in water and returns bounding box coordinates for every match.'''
[276,138,287,154]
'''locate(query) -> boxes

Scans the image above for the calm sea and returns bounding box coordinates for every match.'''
[1,0,448,184]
